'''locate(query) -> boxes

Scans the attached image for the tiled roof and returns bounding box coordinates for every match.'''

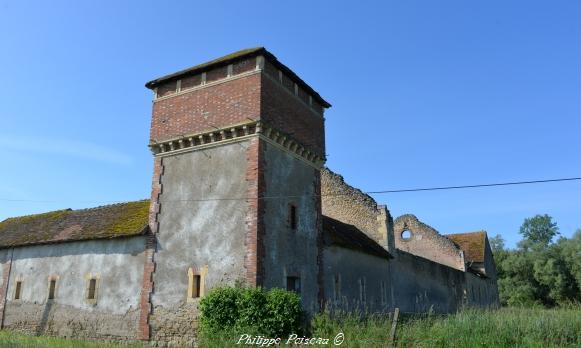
[446,231,487,263]
[144,47,331,108]
[0,200,150,248]
[323,216,391,259]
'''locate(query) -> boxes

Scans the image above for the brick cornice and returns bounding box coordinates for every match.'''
[149,120,325,168]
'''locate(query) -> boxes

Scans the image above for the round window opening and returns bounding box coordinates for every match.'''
[401,230,412,241]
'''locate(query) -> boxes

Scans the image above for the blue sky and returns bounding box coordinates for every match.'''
[0,1,579,247]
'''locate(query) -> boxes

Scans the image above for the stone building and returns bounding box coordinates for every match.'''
[0,48,499,345]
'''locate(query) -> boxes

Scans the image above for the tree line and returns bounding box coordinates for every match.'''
[490,214,581,307]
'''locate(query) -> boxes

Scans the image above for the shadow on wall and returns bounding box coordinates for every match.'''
[35,300,54,335]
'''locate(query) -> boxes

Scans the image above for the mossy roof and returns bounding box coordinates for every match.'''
[0,200,150,248]
[323,216,391,259]
[446,231,487,263]
[144,47,331,108]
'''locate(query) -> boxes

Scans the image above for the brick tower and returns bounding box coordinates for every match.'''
[139,48,331,342]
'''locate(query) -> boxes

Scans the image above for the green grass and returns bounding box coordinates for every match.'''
[202,306,581,347]
[313,305,581,348]
[0,332,144,348]
[1,306,579,347]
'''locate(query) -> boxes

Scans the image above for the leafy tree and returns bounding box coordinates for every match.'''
[496,215,580,307]
[519,214,559,247]
[489,234,505,253]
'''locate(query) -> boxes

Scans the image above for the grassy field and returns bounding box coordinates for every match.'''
[312,306,581,348]
[0,306,579,347]
[0,332,143,348]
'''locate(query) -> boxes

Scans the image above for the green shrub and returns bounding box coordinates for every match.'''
[264,288,304,337]
[199,287,241,334]
[199,286,304,337]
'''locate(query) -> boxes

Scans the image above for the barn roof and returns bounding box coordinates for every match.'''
[144,47,332,108]
[0,200,150,248]
[323,216,391,259]
[446,231,487,263]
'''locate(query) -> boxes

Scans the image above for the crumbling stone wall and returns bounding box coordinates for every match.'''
[393,214,465,270]
[321,168,392,250]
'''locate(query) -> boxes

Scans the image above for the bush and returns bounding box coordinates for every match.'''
[199,286,303,337]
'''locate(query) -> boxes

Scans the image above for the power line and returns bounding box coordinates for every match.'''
[0,176,580,204]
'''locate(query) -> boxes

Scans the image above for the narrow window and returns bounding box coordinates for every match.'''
[289,205,298,230]
[14,281,22,300]
[48,279,56,300]
[333,274,341,301]
[192,275,201,298]
[188,266,207,301]
[88,279,97,300]
[286,276,301,294]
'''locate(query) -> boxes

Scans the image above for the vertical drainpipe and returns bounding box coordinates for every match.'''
[0,248,14,328]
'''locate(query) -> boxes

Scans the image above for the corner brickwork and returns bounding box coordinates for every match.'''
[138,157,164,340]
[244,137,265,287]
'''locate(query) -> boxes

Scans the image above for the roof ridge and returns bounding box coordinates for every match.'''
[71,199,150,213]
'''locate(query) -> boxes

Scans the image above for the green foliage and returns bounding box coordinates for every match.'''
[489,234,505,253]
[264,288,304,337]
[519,214,559,247]
[495,214,580,307]
[199,286,303,338]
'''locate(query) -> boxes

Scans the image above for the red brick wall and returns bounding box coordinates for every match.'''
[150,73,262,143]
[244,138,265,287]
[260,74,325,156]
[138,157,164,340]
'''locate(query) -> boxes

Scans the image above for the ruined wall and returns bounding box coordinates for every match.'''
[323,246,391,313]
[393,215,465,271]
[261,142,320,311]
[391,250,464,314]
[150,141,251,346]
[321,169,392,249]
[1,236,145,342]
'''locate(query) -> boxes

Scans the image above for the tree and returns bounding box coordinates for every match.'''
[489,234,505,253]
[519,214,559,247]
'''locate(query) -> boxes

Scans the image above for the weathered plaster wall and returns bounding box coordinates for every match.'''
[321,169,391,249]
[323,246,391,313]
[464,272,500,308]
[261,142,320,311]
[391,250,464,314]
[1,236,145,341]
[393,215,464,271]
[150,141,250,345]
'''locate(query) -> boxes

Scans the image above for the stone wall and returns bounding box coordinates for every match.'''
[261,141,321,311]
[391,250,465,314]
[393,214,465,271]
[149,141,252,346]
[323,246,391,313]
[0,236,146,342]
[321,169,388,247]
